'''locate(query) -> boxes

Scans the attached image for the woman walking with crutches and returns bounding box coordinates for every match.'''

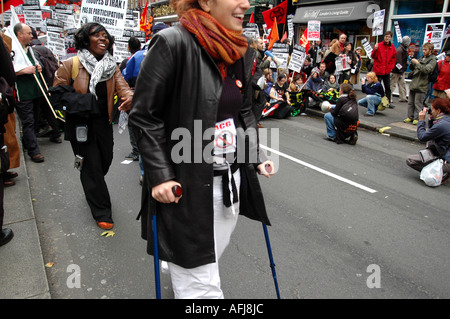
[130,0,275,299]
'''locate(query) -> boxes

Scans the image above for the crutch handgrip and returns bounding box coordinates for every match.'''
[172,185,182,197]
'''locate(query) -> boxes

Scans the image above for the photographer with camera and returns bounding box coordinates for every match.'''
[404,42,437,125]
[406,98,450,185]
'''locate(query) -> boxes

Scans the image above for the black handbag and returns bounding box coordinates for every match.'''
[419,142,445,163]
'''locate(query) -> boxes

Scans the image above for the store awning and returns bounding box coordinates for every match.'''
[293,1,379,24]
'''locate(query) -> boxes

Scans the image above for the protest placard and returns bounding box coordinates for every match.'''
[423,23,446,50]
[79,0,128,38]
[307,20,320,41]
[361,38,373,57]
[270,42,289,69]
[288,44,306,73]
[372,9,385,37]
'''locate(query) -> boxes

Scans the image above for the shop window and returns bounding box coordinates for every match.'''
[394,0,444,15]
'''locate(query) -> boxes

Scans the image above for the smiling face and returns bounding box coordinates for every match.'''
[88,26,110,58]
[199,0,250,32]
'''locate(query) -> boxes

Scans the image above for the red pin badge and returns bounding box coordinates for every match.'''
[235,79,243,89]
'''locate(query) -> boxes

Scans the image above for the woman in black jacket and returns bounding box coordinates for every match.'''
[0,35,16,246]
[129,0,274,299]
[324,83,359,144]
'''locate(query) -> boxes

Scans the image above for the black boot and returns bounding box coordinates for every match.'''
[0,228,14,247]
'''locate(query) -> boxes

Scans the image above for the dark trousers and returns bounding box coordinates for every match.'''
[377,74,392,102]
[70,119,114,223]
[15,98,41,157]
[34,97,61,137]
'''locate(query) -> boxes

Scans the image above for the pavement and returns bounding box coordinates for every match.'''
[0,90,422,299]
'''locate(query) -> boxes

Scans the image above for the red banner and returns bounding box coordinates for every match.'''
[0,0,24,14]
[262,0,287,30]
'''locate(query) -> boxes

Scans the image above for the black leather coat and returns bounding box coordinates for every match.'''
[129,25,271,269]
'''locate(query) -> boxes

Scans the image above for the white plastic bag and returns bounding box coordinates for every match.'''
[118,110,128,134]
[420,159,443,187]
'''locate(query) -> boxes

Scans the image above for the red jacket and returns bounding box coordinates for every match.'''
[371,41,397,75]
[433,60,450,92]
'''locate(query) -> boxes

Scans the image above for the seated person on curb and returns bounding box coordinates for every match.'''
[322,73,340,104]
[358,72,385,116]
[406,98,450,185]
[289,73,307,116]
[324,83,359,145]
[263,73,291,119]
[303,67,325,107]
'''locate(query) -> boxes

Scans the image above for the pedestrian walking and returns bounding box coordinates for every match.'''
[12,23,46,163]
[129,0,274,299]
[0,34,16,247]
[53,23,133,230]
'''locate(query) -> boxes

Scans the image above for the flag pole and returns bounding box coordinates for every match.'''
[33,73,59,120]
[1,0,4,28]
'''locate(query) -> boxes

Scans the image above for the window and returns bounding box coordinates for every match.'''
[394,0,444,15]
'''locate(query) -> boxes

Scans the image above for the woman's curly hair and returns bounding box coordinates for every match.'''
[74,22,114,52]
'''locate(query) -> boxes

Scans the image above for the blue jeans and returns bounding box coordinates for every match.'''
[324,112,336,139]
[358,95,381,115]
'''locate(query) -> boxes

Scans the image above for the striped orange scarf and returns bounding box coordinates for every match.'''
[180,9,248,80]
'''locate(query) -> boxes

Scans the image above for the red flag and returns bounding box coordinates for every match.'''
[262,0,287,30]
[299,28,310,52]
[268,17,279,51]
[0,0,24,14]
[140,2,148,32]
[249,12,255,23]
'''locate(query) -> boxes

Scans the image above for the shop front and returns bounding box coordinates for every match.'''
[387,0,450,55]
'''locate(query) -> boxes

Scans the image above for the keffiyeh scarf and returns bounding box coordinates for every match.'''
[77,49,116,99]
[180,9,248,80]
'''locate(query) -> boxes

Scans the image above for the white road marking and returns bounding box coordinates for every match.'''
[260,145,378,194]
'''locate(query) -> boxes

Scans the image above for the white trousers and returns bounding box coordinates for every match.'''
[168,170,241,299]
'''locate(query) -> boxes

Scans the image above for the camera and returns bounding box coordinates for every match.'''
[74,155,84,171]
[427,107,432,114]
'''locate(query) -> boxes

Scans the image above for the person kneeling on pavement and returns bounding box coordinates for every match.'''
[358,72,385,116]
[406,98,450,185]
[324,83,359,145]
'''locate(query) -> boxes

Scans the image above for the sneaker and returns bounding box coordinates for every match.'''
[412,120,418,125]
[0,228,14,247]
[404,118,412,123]
[300,112,307,116]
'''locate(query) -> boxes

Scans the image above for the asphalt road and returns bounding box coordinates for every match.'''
[27,114,449,299]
